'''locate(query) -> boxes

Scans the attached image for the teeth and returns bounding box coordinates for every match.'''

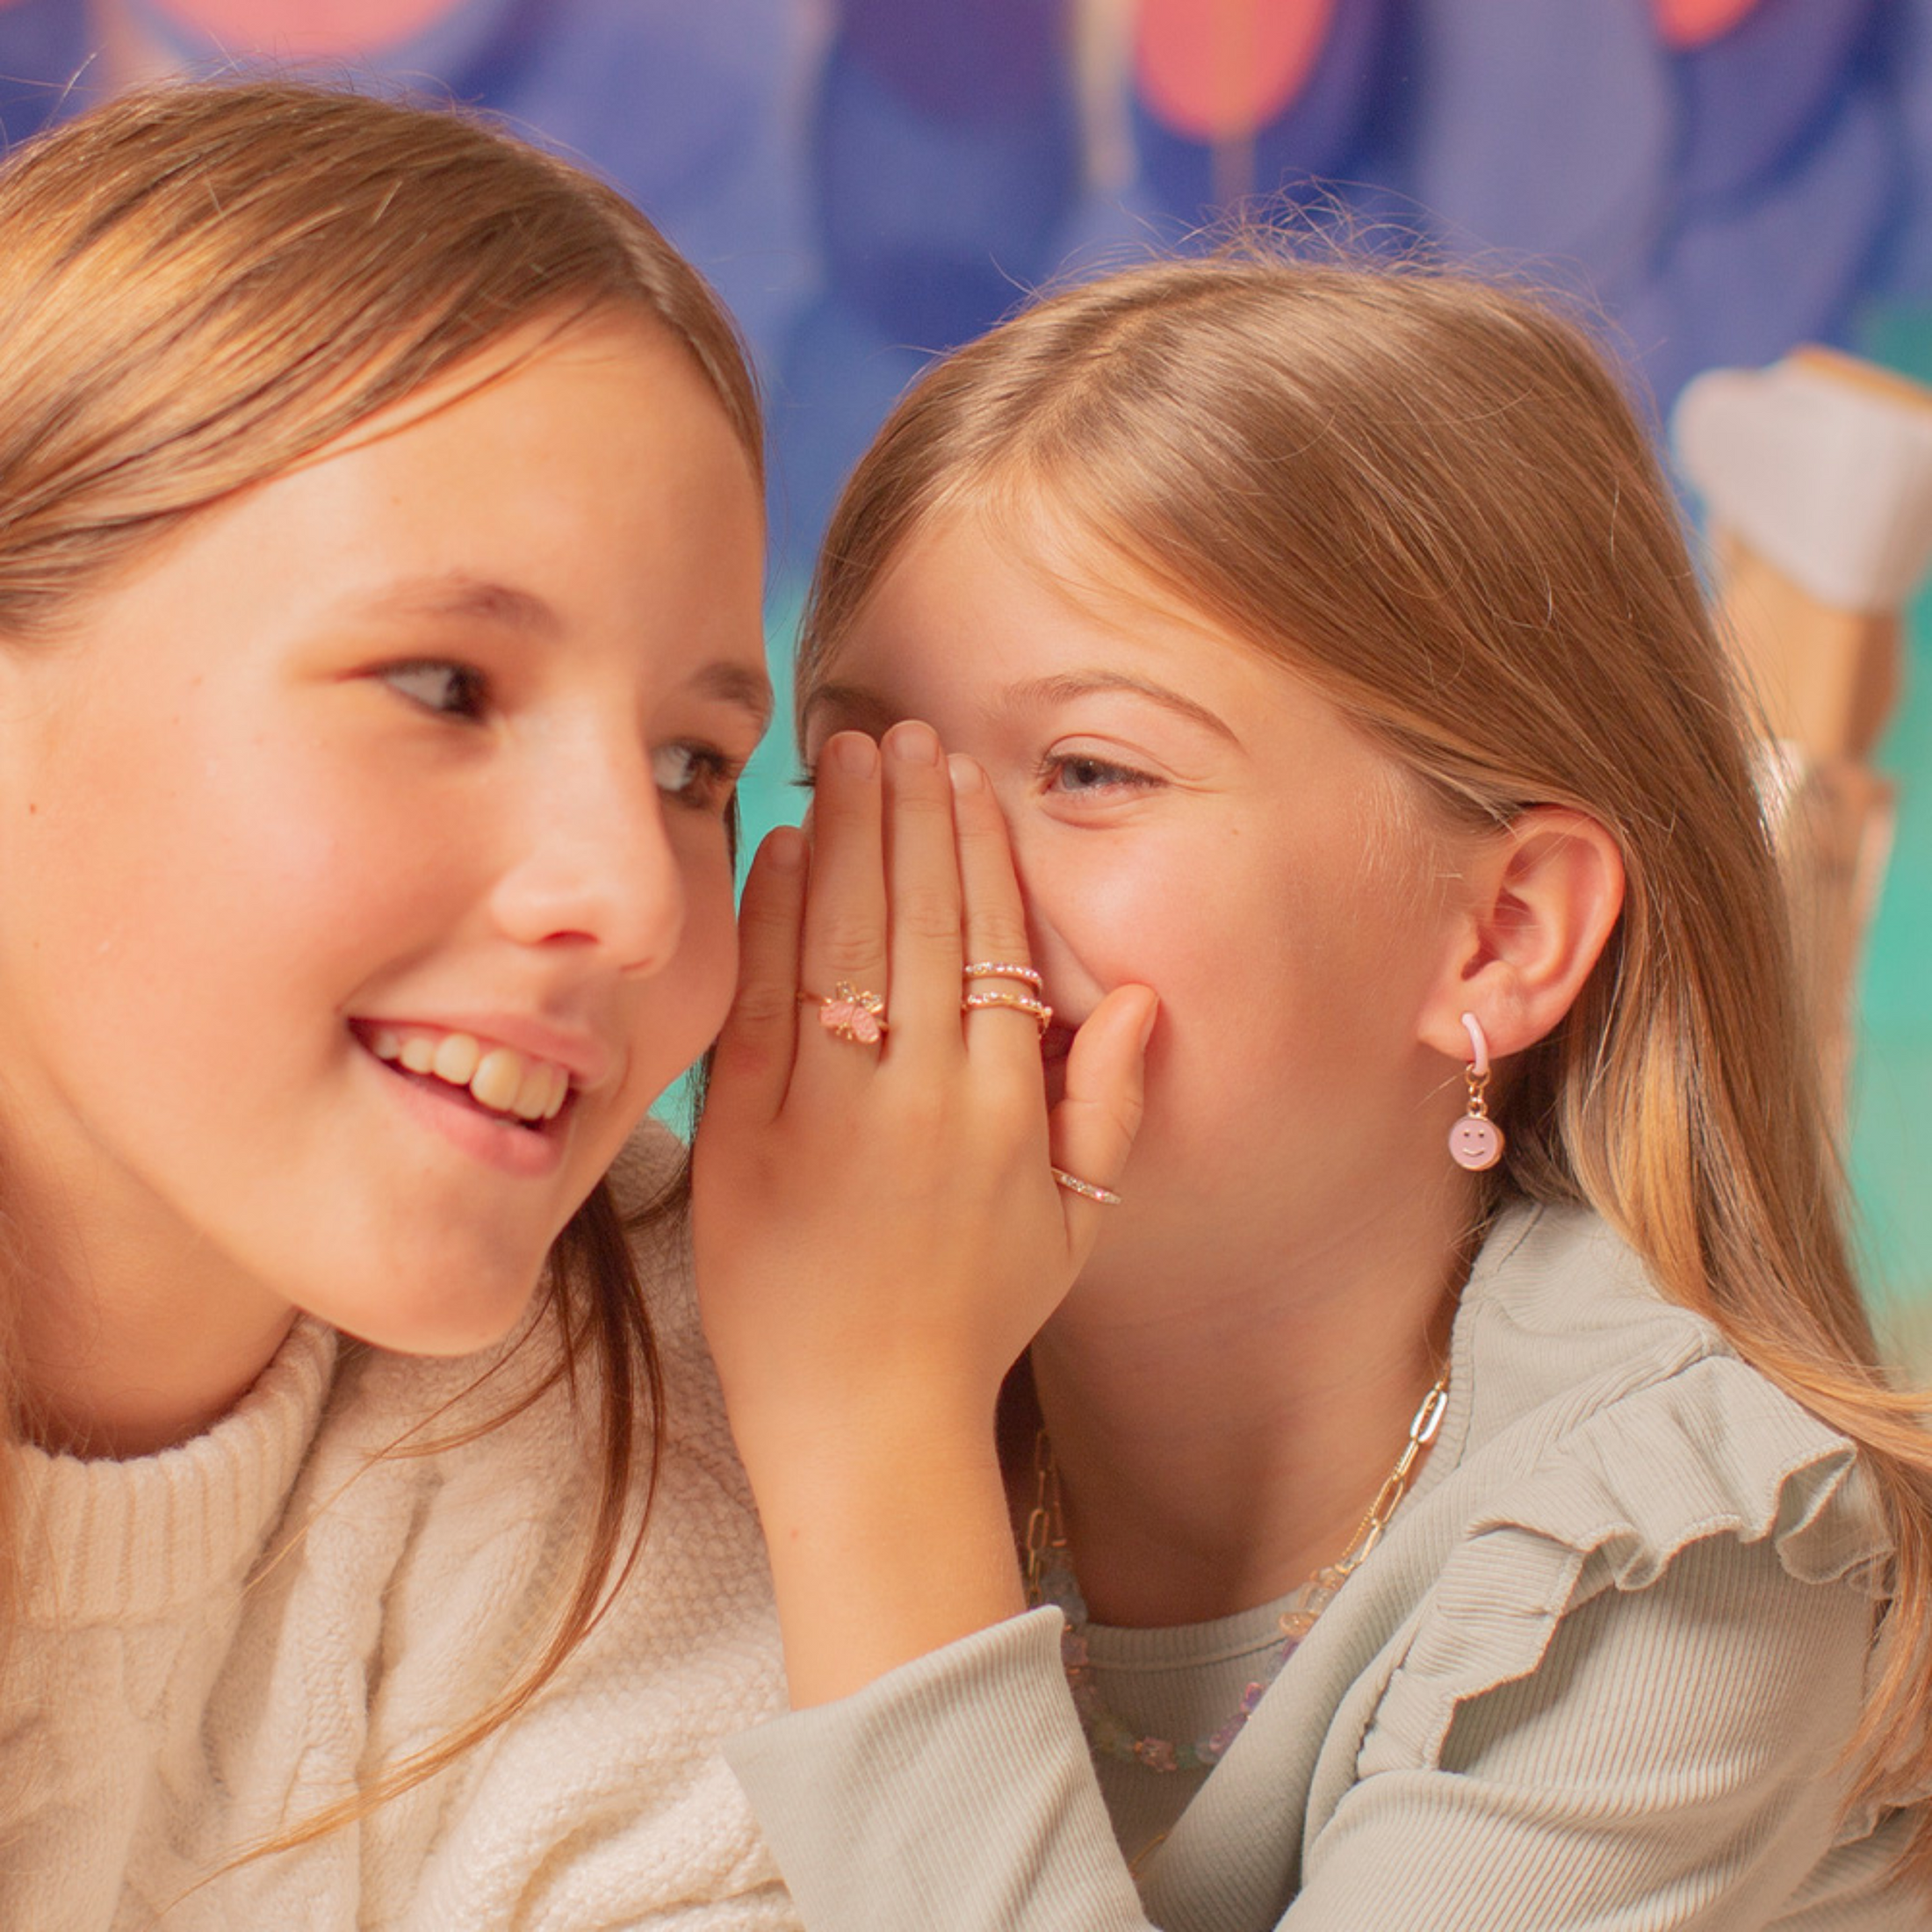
[432,1033,479,1085]
[369,1026,573,1124]
[470,1047,523,1113]
[512,1058,554,1121]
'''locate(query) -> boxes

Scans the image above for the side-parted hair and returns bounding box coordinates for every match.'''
[797,249,1932,1872]
[0,77,761,1850]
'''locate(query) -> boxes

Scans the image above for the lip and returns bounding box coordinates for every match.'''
[349,1012,616,1090]
[357,1036,571,1179]
[1041,1020,1077,1064]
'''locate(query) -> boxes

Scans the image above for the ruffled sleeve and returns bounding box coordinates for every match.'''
[1287,1339,1901,1930]
[1353,1349,1886,1778]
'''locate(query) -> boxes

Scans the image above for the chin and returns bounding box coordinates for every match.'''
[320,1259,548,1360]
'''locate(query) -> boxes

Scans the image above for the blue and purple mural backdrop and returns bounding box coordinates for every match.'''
[6,0,1932,1310]
[6,1,1928,572]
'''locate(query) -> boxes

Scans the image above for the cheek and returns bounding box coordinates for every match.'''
[1019,825,1271,998]
[625,835,740,1093]
[680,852,741,1039]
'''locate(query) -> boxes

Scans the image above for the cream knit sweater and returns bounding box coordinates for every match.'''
[0,1128,796,1931]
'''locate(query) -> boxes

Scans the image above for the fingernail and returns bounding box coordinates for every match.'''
[763,825,806,872]
[888,721,941,766]
[832,732,878,778]
[948,753,983,794]
[1135,993,1160,1049]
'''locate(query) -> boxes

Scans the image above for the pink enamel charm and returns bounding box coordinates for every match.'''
[1448,1114,1503,1171]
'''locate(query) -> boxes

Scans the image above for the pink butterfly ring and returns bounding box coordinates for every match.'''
[798,982,889,1046]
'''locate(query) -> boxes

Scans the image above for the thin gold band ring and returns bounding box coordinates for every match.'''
[961,990,1054,1034]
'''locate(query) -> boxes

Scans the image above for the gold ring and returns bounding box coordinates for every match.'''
[1051,1166,1121,1206]
[797,983,887,1044]
[961,990,1053,1034]
[962,961,1044,990]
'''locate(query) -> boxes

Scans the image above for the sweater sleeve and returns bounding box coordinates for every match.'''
[726,1608,1156,1931]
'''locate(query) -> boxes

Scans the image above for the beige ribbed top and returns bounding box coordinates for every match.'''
[730,1203,1924,1930]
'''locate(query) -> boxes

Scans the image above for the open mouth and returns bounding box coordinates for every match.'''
[356,1023,574,1134]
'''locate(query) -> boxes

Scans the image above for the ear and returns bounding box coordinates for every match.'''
[1418,807,1626,1065]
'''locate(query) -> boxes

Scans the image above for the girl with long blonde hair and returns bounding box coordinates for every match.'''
[0,79,793,1926]
[696,253,1932,1926]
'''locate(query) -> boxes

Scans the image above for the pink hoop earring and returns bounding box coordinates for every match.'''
[1448,1013,1505,1172]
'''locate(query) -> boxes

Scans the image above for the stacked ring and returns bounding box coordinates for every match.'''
[962,959,1051,1034]
[962,961,1043,989]
[1051,1166,1122,1207]
[962,989,1054,1034]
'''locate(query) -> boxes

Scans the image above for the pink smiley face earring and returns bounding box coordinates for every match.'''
[1448,1012,1505,1172]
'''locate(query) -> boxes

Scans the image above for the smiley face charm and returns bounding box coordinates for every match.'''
[1451,1013,1504,1172]
[1448,1113,1504,1172]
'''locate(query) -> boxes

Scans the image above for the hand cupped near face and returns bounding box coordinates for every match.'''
[804,508,1471,1291]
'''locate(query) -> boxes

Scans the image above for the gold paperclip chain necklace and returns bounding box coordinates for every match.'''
[1023,1368,1451,1774]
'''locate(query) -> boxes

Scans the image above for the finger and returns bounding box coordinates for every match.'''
[1049,986,1157,1255]
[881,720,966,1056]
[705,825,808,1128]
[951,754,1046,1056]
[797,731,890,1062]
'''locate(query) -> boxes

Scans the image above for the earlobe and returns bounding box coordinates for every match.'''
[1422,806,1626,1064]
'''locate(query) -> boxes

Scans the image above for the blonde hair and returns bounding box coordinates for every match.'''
[799,250,1932,1871]
[0,77,760,1855]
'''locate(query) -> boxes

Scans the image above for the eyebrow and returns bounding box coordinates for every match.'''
[694,659,775,732]
[341,572,774,729]
[806,670,1237,746]
[1001,672,1240,745]
[341,573,562,638]
[801,680,898,738]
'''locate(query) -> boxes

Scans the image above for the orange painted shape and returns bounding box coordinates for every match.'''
[1651,0,1766,52]
[145,0,465,56]
[1135,0,1333,144]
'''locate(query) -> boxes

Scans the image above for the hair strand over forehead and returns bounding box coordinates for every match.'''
[0,77,761,637]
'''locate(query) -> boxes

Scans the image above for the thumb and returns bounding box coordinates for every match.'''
[1048,985,1157,1246]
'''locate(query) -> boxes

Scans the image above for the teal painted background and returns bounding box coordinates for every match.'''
[1848,310,1932,1363]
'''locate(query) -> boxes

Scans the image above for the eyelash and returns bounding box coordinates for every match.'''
[1039,752,1158,797]
[380,660,743,813]
[792,753,1158,798]
[384,659,489,721]
[656,743,744,814]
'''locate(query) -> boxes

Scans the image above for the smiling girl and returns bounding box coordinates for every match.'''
[0,82,792,1926]
[696,255,1932,1927]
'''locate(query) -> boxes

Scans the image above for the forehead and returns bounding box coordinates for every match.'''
[811,499,1443,842]
[306,307,741,475]
[46,312,768,717]
[821,501,1296,715]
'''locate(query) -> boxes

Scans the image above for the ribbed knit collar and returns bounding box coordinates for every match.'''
[9,1318,338,1626]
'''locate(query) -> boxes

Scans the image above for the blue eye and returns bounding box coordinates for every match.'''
[653,741,739,812]
[385,661,487,719]
[1043,753,1152,795]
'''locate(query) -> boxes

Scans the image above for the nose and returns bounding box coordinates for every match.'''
[488,737,685,975]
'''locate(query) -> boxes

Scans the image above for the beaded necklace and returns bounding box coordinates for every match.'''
[1022,1369,1451,1774]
